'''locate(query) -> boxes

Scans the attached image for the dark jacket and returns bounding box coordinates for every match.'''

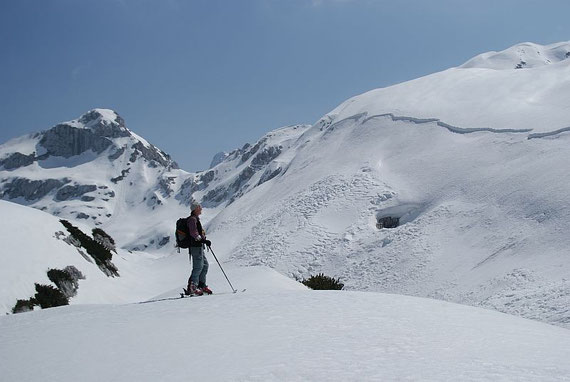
[187,214,205,248]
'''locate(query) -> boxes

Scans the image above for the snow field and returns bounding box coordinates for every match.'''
[1,290,569,381]
[209,112,570,328]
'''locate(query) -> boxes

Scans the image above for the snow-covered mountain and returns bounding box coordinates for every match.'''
[0,108,307,251]
[203,41,570,328]
[0,109,182,245]
[1,41,570,330]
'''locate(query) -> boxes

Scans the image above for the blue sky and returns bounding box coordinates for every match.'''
[1,0,569,171]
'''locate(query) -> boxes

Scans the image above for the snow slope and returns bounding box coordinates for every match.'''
[0,199,177,313]
[203,41,570,328]
[1,289,569,381]
[0,198,302,314]
[328,41,570,135]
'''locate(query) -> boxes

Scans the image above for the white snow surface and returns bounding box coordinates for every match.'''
[203,41,570,329]
[327,41,570,135]
[461,41,570,69]
[1,289,569,381]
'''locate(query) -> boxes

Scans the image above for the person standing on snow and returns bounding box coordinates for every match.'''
[184,202,213,296]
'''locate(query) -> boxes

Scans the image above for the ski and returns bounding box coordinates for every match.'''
[137,288,246,304]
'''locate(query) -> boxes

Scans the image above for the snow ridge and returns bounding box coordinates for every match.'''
[361,113,533,134]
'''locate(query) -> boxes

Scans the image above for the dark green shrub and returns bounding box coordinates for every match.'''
[92,228,116,252]
[33,283,69,308]
[47,268,73,284]
[12,266,85,314]
[47,267,83,298]
[60,219,119,276]
[302,273,344,290]
[12,299,37,313]
[92,228,115,244]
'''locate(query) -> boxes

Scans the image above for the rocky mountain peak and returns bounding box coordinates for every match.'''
[77,109,129,138]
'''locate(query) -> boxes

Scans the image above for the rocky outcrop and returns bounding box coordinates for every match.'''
[111,168,131,183]
[108,146,126,160]
[78,110,130,138]
[202,166,256,207]
[157,177,176,198]
[175,177,198,206]
[240,138,267,164]
[198,170,215,187]
[258,166,282,186]
[0,152,36,170]
[1,178,70,201]
[39,124,114,158]
[55,184,97,201]
[130,142,178,169]
[251,146,282,169]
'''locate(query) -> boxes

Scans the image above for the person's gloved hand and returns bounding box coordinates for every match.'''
[202,239,212,247]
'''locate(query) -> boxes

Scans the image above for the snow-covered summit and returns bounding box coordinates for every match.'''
[0,109,186,249]
[461,41,570,70]
[325,41,570,135]
[62,108,127,132]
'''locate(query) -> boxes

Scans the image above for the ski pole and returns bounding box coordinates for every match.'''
[208,245,237,293]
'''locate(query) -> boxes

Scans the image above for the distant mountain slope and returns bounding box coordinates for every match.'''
[0,109,310,251]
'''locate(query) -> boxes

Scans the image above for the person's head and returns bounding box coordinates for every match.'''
[190,202,202,216]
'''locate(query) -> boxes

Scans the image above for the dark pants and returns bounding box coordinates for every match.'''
[188,246,209,287]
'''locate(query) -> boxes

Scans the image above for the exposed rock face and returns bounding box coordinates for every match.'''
[55,184,97,201]
[231,166,256,192]
[251,146,282,169]
[201,186,228,206]
[200,142,284,206]
[39,124,114,158]
[175,177,198,206]
[108,146,126,161]
[198,170,215,187]
[175,170,217,206]
[258,166,282,186]
[111,168,131,184]
[157,177,176,198]
[78,110,130,138]
[202,166,256,207]
[0,152,36,170]
[131,142,178,169]
[1,178,70,201]
[158,236,170,247]
[240,139,266,164]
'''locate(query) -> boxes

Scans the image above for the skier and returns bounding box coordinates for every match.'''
[184,202,213,296]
